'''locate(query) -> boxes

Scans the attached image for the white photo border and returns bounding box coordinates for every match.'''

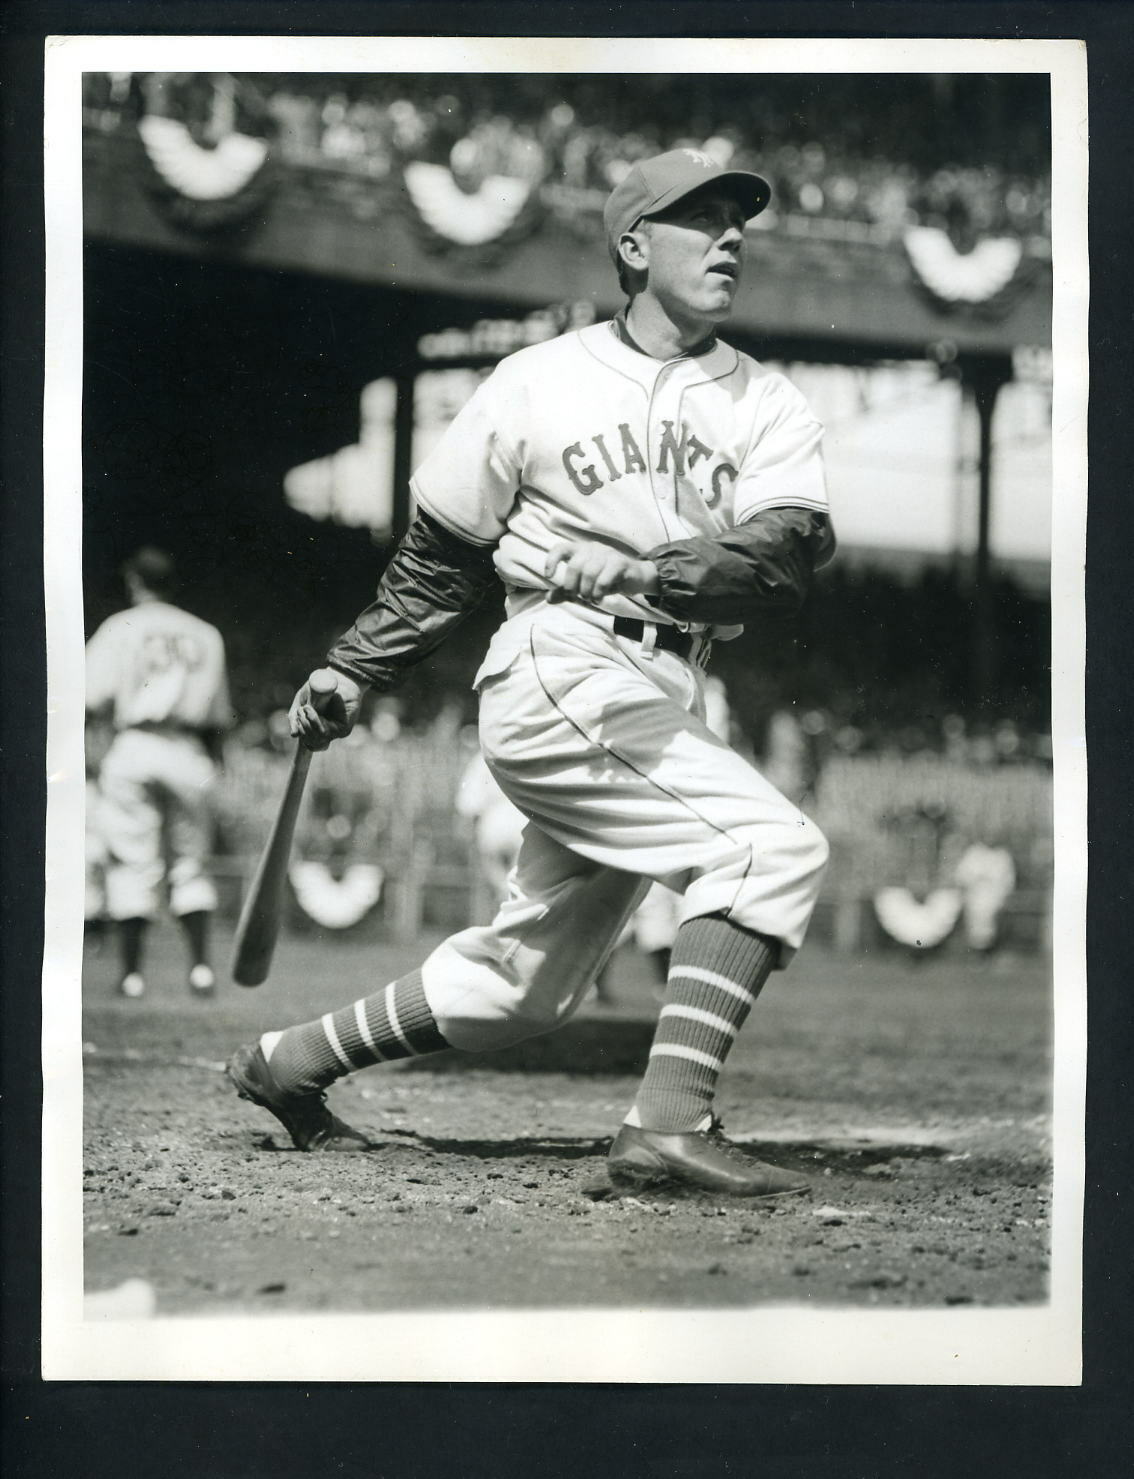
[42,33,1088,1385]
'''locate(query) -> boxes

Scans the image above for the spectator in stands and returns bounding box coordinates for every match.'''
[954,834,1017,953]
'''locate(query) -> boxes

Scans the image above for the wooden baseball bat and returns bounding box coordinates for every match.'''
[231,669,339,987]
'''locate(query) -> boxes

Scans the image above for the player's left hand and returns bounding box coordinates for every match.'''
[289,669,364,751]
[545,540,660,604]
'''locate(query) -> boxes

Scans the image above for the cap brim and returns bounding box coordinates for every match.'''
[642,169,772,223]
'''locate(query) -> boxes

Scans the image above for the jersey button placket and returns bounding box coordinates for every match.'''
[649,363,683,535]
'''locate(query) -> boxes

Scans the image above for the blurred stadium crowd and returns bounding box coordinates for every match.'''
[82,70,1052,244]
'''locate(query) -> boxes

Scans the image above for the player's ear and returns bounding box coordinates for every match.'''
[619,228,647,272]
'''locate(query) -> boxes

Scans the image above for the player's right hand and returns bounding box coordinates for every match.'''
[544,540,660,604]
[289,668,364,751]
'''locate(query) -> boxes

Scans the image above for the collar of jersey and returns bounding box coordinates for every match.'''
[577,319,738,389]
[612,311,717,360]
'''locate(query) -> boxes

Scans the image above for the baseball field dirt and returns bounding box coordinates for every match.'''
[81,924,1052,1315]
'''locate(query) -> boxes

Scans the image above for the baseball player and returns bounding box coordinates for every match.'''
[229,149,835,1197]
[86,548,233,998]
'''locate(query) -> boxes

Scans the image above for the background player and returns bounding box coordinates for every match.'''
[86,547,233,998]
[228,149,836,1197]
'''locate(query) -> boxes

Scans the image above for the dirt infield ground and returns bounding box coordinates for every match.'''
[81,924,1052,1315]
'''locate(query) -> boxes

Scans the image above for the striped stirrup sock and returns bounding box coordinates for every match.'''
[260,969,447,1094]
[632,915,778,1133]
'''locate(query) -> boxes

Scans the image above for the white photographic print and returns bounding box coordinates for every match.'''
[43,35,1086,1384]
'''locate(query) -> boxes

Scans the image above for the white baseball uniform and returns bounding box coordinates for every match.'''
[85,600,233,921]
[395,321,832,1050]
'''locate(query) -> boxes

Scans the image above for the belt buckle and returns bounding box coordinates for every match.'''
[638,621,659,661]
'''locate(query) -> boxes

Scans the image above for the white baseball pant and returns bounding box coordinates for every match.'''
[420,602,829,1051]
[97,729,219,920]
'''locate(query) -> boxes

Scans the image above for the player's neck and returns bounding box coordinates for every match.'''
[622,297,716,361]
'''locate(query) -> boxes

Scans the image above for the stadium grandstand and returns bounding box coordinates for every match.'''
[83,71,1052,241]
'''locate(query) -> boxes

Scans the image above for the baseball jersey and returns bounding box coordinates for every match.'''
[410,320,829,632]
[85,601,233,731]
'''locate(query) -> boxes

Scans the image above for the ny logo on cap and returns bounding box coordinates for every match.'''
[681,149,716,169]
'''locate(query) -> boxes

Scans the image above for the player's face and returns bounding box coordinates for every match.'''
[638,187,748,325]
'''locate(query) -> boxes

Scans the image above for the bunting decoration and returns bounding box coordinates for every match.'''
[134,73,276,233]
[903,211,1034,320]
[403,161,535,245]
[398,150,545,267]
[289,861,386,931]
[873,886,963,950]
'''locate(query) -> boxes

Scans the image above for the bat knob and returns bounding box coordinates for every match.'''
[308,668,339,715]
[308,668,339,697]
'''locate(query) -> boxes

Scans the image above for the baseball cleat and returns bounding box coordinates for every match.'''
[607,1119,809,1198]
[225,1042,372,1152]
[188,963,216,998]
[118,972,146,999]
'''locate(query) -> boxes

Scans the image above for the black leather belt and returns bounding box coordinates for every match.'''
[613,616,702,662]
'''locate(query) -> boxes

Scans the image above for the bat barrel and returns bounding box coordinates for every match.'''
[230,673,338,987]
[231,744,314,986]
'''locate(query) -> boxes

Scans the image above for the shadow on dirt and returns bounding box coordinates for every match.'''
[384,1131,611,1159]
[371,1128,953,1175]
[399,1016,656,1076]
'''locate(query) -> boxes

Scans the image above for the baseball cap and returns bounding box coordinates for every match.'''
[603,147,772,260]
